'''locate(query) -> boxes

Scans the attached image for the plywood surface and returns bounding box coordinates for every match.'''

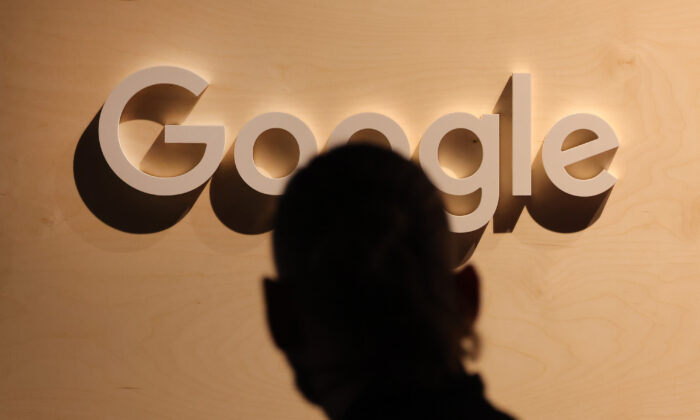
[1,1,700,418]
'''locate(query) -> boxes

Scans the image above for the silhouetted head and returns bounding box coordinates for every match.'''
[264,143,480,418]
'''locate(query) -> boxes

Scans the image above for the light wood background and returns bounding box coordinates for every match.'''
[2,1,700,419]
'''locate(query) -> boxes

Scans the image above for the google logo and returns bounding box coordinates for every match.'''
[97,66,618,233]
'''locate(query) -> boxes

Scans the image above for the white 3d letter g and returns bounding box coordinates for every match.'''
[98,66,225,196]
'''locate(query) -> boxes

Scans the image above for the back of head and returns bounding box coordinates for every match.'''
[271,144,467,383]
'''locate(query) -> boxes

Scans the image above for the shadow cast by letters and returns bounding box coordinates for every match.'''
[527,147,613,233]
[450,226,487,268]
[490,76,614,235]
[491,76,527,233]
[209,137,277,235]
[74,109,205,233]
[74,85,208,233]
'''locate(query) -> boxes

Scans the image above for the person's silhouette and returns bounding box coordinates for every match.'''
[264,144,515,419]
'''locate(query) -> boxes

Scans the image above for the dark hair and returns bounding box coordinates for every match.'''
[273,144,467,379]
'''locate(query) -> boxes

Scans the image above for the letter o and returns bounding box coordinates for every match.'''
[234,112,318,195]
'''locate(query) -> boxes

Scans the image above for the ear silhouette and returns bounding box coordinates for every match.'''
[263,277,301,350]
[454,265,480,328]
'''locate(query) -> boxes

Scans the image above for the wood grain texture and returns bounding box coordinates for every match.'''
[1,1,700,418]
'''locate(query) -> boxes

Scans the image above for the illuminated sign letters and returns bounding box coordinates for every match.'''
[98,66,619,233]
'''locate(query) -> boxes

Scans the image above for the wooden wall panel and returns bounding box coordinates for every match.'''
[1,1,699,418]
